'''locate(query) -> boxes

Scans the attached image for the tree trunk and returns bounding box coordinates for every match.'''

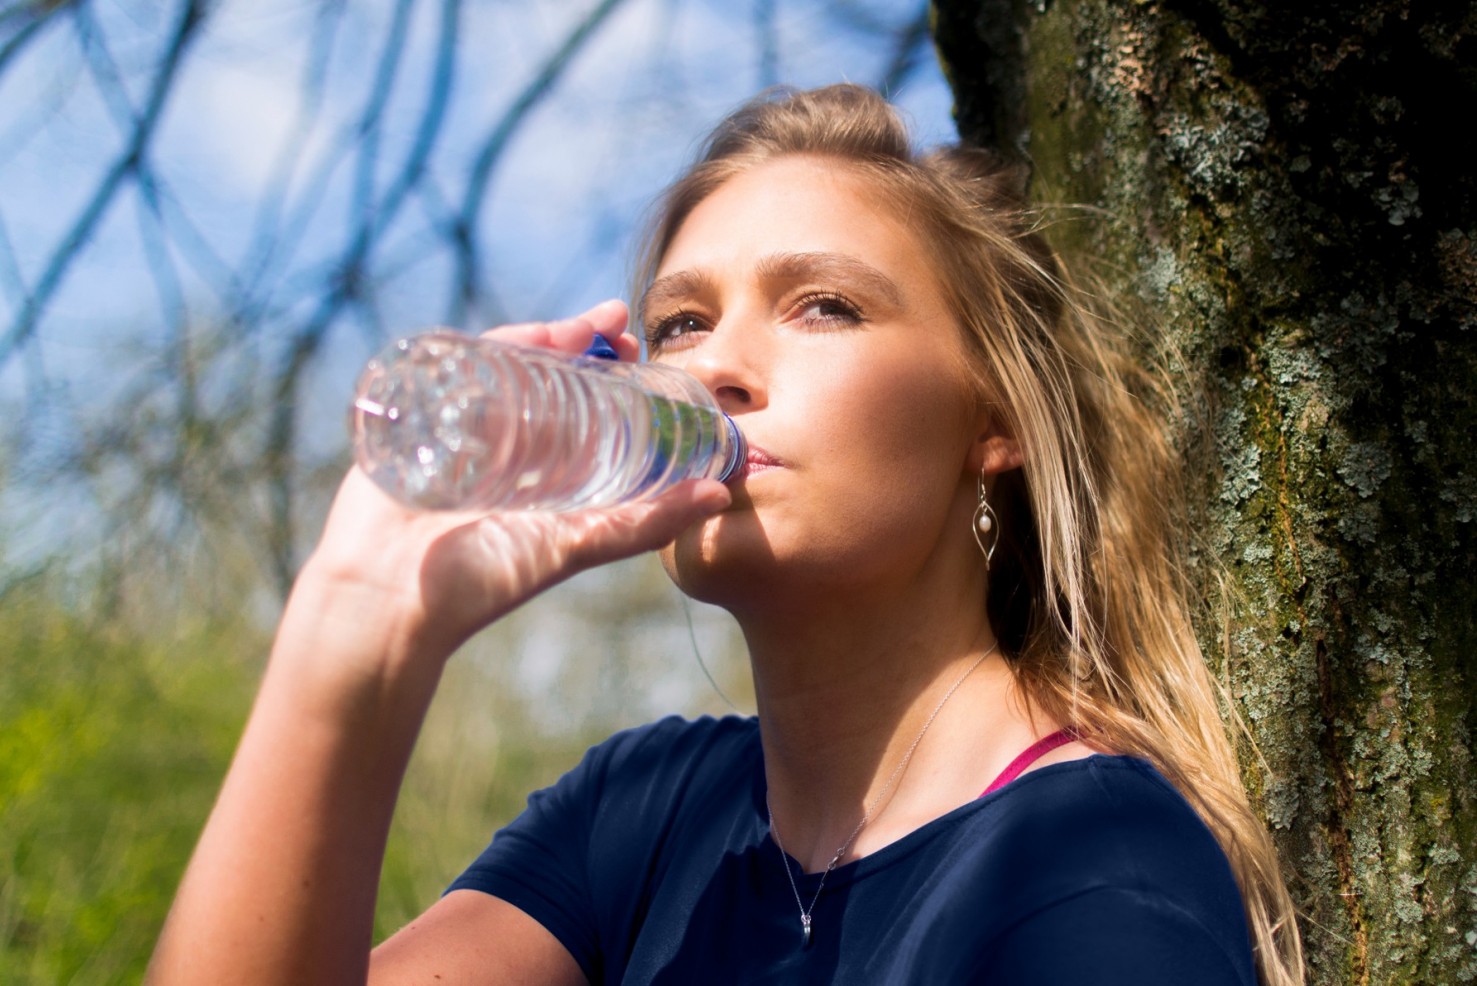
[932,1,1477,983]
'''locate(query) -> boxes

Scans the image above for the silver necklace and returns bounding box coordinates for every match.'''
[765,644,997,949]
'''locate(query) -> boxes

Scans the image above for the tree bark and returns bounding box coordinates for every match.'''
[932,1,1477,983]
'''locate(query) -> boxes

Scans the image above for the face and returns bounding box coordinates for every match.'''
[644,155,993,609]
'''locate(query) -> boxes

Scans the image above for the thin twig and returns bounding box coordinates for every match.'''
[0,0,59,78]
[240,0,348,308]
[450,0,631,326]
[0,0,206,370]
[876,3,931,98]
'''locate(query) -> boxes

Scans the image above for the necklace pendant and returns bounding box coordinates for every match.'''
[801,913,812,948]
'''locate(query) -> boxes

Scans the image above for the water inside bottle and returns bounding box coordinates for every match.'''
[352,333,731,511]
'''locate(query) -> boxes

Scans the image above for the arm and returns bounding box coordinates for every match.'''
[370,891,586,986]
[146,303,730,986]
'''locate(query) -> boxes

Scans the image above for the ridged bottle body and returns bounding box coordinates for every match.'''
[351,331,743,512]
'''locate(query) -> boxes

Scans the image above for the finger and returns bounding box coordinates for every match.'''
[478,322,554,346]
[610,331,642,363]
[565,479,731,569]
[538,299,630,355]
[579,299,641,363]
[477,300,630,357]
[579,298,628,338]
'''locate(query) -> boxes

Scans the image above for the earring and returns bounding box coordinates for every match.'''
[972,472,999,569]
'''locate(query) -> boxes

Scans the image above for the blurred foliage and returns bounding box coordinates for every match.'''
[0,571,651,981]
[0,531,749,982]
[0,580,257,982]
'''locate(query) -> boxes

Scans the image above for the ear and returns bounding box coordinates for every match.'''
[968,426,1024,478]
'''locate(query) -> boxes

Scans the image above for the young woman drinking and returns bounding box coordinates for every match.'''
[147,84,1303,985]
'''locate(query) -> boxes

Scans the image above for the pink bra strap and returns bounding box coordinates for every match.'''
[980,729,1078,796]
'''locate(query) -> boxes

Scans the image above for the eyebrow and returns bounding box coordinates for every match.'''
[641,250,904,326]
[640,269,709,328]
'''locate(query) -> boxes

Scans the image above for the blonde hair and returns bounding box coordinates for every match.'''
[635,85,1304,986]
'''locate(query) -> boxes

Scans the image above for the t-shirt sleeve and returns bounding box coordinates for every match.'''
[444,716,743,985]
[446,740,608,982]
[980,884,1254,985]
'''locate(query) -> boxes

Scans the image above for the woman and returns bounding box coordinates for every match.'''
[148,85,1303,985]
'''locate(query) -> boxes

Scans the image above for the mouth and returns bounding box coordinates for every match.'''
[741,445,785,477]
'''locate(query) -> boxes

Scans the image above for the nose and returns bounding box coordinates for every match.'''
[682,318,768,415]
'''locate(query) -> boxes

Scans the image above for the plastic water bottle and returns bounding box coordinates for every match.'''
[350,330,746,512]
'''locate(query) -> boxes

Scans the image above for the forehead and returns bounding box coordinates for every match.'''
[656,155,928,282]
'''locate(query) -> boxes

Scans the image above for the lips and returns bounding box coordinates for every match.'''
[742,444,785,477]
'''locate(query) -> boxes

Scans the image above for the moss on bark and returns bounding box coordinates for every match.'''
[933,1,1477,982]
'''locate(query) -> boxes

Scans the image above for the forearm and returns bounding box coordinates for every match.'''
[147,570,450,986]
[145,334,727,983]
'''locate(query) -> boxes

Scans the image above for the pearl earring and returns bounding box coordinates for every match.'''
[972,472,999,569]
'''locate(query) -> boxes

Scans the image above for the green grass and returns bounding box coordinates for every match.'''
[0,587,605,983]
[0,594,257,983]
[0,548,749,982]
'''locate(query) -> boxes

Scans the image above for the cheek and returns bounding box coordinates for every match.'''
[797,360,973,489]
[785,367,975,555]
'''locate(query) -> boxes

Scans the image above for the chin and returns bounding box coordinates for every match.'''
[660,512,778,609]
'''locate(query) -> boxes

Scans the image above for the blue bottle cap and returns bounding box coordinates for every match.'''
[583,334,620,360]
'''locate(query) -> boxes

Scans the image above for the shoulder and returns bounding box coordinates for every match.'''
[468,714,759,846]
[975,755,1240,897]
[955,755,1255,983]
[446,715,763,981]
[865,757,1256,983]
[989,754,1215,842]
[590,713,759,761]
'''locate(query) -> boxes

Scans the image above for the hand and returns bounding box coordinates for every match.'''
[299,299,732,666]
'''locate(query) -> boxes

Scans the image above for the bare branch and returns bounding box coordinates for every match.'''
[350,0,417,241]
[0,206,29,310]
[369,0,460,241]
[451,0,632,327]
[875,4,931,98]
[72,2,138,133]
[754,0,779,89]
[0,0,63,79]
[239,1,348,307]
[0,0,206,370]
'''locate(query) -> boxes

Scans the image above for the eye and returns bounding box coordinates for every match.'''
[646,310,708,352]
[794,292,863,327]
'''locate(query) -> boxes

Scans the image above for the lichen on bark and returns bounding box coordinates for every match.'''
[932,1,1477,982]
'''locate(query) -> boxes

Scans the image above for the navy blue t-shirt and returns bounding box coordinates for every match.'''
[449,715,1256,985]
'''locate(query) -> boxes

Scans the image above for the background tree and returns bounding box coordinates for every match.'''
[933,1,1477,982]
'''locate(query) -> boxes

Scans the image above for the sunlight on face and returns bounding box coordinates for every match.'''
[648,155,986,613]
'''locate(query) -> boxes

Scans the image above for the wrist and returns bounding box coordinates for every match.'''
[270,560,456,713]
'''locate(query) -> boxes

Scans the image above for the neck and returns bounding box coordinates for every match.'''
[739,567,1027,872]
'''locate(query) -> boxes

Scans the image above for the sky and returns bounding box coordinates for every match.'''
[1,0,954,340]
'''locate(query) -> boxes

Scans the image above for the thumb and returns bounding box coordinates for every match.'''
[578,298,629,340]
[565,479,731,570]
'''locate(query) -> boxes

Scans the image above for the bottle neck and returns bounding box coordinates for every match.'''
[718,414,746,483]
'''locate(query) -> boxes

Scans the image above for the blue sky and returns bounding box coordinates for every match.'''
[0,0,954,362]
